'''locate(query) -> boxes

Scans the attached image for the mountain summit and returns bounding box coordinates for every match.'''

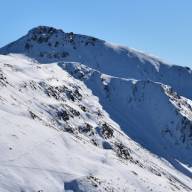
[0,25,101,62]
[1,26,192,99]
[0,26,192,191]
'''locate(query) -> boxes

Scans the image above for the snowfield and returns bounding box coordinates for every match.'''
[0,26,191,191]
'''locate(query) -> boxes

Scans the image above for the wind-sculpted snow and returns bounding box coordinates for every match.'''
[1,26,192,99]
[0,54,191,191]
[61,62,192,175]
[0,26,192,191]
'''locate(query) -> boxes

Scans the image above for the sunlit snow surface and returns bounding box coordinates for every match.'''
[0,26,191,191]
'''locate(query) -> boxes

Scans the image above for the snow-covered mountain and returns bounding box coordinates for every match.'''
[0,26,191,192]
[1,26,192,99]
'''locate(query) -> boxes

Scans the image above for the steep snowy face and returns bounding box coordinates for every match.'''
[1,26,192,99]
[0,26,192,191]
[0,26,102,63]
[61,62,192,165]
[1,54,192,192]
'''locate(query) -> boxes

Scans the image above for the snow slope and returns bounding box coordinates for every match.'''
[0,26,192,191]
[61,62,192,176]
[0,54,191,192]
[0,26,192,99]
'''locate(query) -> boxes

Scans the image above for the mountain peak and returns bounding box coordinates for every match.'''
[0,26,192,191]
[0,26,101,64]
[27,26,64,38]
[25,25,67,46]
[0,26,192,100]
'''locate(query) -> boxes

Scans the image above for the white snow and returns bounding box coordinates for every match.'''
[0,26,191,191]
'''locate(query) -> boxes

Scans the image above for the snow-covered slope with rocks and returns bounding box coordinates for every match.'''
[1,26,192,99]
[61,62,192,175]
[0,26,192,191]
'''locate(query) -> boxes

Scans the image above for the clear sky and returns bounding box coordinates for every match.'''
[0,0,192,67]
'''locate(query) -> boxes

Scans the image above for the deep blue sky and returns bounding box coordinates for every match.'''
[0,0,192,67]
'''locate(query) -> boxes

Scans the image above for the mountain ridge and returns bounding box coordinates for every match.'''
[1,26,192,99]
[0,26,192,191]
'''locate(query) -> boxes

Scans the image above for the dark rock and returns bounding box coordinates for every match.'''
[101,123,114,139]
[115,142,131,160]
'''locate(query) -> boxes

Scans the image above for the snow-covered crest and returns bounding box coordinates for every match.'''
[0,26,192,191]
[1,25,192,99]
